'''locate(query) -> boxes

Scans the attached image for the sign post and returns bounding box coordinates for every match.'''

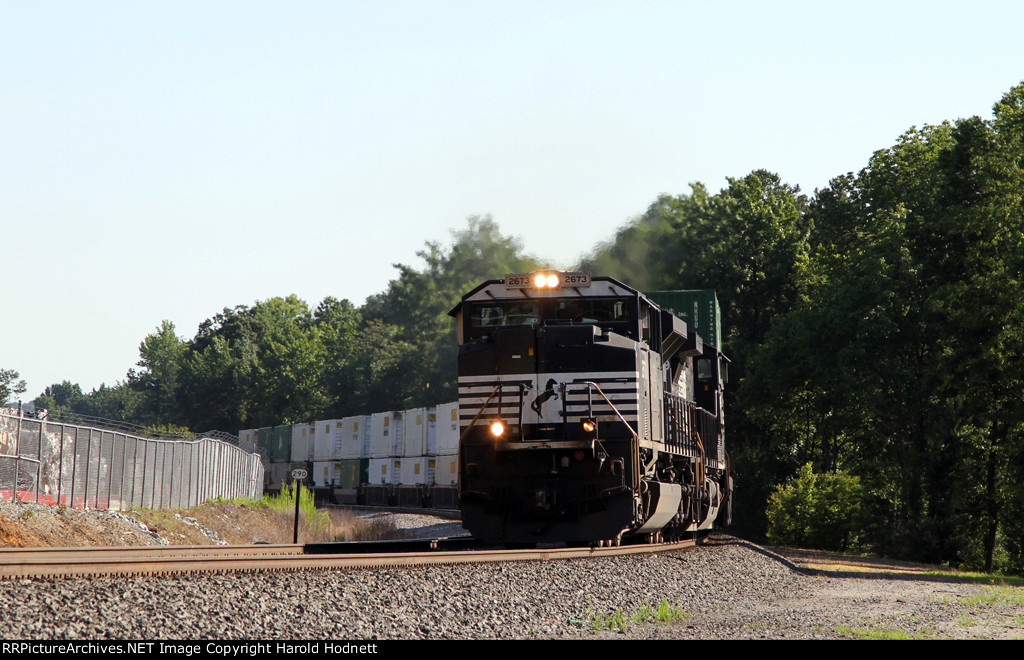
[291,468,308,544]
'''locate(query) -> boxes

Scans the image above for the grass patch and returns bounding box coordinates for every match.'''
[834,625,926,640]
[920,570,1024,588]
[327,509,408,542]
[592,609,629,633]
[962,585,1024,607]
[587,599,689,633]
[655,599,689,624]
[260,484,331,534]
[129,491,411,544]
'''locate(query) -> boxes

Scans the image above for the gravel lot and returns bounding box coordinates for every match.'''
[1,515,1021,640]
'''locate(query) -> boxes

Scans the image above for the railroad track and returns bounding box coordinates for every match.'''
[0,537,698,579]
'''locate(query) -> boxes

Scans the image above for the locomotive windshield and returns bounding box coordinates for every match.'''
[467,296,634,337]
[551,298,628,324]
[471,301,540,327]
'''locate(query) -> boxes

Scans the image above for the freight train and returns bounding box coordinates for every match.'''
[450,272,731,545]
[241,407,463,510]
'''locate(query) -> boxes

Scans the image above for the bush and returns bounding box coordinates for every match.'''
[766,463,864,551]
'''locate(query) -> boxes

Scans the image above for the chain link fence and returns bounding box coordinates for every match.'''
[0,411,263,510]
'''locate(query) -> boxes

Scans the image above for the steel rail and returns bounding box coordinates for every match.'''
[0,537,697,579]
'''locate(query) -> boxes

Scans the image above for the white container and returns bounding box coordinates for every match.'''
[402,408,428,457]
[436,402,460,455]
[369,411,403,459]
[339,415,369,460]
[312,419,342,461]
[399,456,430,485]
[368,458,390,485]
[358,415,372,459]
[238,429,257,454]
[388,458,403,485]
[434,454,458,487]
[424,407,437,455]
[314,460,341,487]
[290,423,314,462]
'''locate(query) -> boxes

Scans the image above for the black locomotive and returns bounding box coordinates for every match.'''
[449,272,731,545]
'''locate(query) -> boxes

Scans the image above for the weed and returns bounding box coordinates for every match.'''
[587,599,689,633]
[963,586,1024,608]
[655,599,689,624]
[591,609,629,633]
[835,625,920,640]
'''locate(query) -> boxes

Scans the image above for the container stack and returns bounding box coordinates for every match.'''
[248,401,461,508]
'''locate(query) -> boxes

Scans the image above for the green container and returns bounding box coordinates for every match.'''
[257,427,275,460]
[645,289,722,350]
[273,425,293,463]
[337,458,369,489]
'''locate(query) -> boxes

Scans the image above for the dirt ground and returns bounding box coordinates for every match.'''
[0,499,393,547]
[3,499,1022,640]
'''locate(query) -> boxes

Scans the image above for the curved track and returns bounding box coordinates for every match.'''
[0,537,698,579]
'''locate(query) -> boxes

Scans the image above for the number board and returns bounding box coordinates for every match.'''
[504,272,591,289]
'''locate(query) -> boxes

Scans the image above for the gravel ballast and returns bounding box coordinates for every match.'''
[1,527,1019,640]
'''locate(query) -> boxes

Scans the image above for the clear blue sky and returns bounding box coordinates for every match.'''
[2,1,1023,398]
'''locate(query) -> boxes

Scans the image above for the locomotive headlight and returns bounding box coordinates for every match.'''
[533,273,548,288]
[545,273,559,288]
[489,420,505,437]
[581,419,596,433]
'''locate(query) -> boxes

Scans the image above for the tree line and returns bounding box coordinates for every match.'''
[8,81,1023,573]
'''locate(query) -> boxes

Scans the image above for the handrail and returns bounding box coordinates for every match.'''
[579,380,640,494]
[579,381,638,440]
[456,385,502,446]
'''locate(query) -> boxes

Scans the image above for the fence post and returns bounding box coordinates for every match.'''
[104,433,112,510]
[13,412,21,502]
[84,429,93,508]
[140,439,149,509]
[57,424,66,507]
[128,437,137,509]
[36,421,44,503]
[200,440,207,504]
[70,427,79,508]
[169,441,177,508]
[185,443,193,508]
[119,433,128,511]
[98,431,106,509]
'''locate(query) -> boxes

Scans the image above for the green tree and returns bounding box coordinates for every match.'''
[766,463,864,551]
[578,185,712,291]
[751,82,1024,570]
[0,368,28,406]
[128,320,187,426]
[33,381,84,415]
[315,296,363,419]
[72,382,144,421]
[179,296,328,430]
[362,216,544,408]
